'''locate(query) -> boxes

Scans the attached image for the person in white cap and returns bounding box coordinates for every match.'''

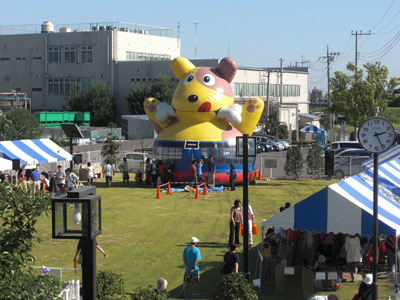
[181,237,202,298]
[354,273,372,300]
[309,295,338,300]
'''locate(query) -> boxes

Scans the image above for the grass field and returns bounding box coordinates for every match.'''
[30,176,396,299]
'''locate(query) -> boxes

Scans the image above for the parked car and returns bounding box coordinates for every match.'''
[119,152,151,172]
[254,136,284,151]
[324,141,363,151]
[267,136,291,149]
[334,157,369,179]
[335,148,370,159]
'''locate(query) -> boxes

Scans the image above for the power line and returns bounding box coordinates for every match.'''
[373,4,400,34]
[370,0,396,32]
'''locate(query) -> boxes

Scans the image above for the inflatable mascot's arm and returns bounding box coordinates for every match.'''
[143,98,176,134]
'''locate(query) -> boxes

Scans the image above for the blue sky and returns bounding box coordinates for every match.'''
[2,0,400,91]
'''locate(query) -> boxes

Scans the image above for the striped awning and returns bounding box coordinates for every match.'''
[300,124,323,133]
[0,139,72,165]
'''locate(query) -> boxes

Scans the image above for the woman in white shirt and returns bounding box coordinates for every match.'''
[87,162,94,185]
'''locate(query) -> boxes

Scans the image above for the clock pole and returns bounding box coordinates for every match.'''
[372,152,378,300]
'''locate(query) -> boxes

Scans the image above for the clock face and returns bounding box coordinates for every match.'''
[358,117,396,153]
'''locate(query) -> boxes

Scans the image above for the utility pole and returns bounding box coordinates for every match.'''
[320,46,340,147]
[177,21,181,49]
[295,55,310,67]
[266,68,270,118]
[194,22,198,58]
[351,30,371,68]
[279,58,283,106]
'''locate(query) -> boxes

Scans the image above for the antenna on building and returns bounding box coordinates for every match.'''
[194,22,198,58]
[177,21,181,49]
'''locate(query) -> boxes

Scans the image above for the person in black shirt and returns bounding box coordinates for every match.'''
[221,244,240,274]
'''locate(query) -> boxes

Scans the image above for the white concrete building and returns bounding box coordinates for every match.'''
[0,21,179,115]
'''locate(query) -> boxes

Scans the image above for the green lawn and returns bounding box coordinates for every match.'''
[30,176,396,299]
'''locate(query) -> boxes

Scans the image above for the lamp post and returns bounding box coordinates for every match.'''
[52,186,101,300]
[236,134,256,280]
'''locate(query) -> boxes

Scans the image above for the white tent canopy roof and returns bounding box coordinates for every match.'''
[0,139,72,166]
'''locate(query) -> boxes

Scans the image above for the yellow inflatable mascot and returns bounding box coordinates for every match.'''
[144,57,263,184]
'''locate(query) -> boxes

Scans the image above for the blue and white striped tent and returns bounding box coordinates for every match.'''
[361,144,400,169]
[300,124,323,133]
[0,139,72,165]
[262,158,400,236]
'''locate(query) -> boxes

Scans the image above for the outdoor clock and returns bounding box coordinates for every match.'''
[358,116,396,153]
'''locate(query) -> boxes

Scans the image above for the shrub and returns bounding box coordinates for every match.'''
[306,144,323,179]
[284,146,303,179]
[0,183,62,299]
[129,287,171,300]
[213,273,258,300]
[97,271,126,300]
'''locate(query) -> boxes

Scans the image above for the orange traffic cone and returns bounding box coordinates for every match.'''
[156,184,162,199]
[257,168,262,180]
[194,184,200,199]
[254,168,258,178]
[167,181,172,195]
[203,183,208,195]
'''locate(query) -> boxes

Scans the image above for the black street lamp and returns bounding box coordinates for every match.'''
[236,134,256,280]
[52,186,101,300]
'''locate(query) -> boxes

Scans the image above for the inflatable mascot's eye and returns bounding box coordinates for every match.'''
[202,74,216,86]
[183,73,195,85]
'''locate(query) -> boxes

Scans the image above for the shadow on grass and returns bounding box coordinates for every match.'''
[176,242,229,249]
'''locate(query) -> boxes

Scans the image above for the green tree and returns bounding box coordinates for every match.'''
[0,183,62,299]
[0,108,41,141]
[259,111,288,139]
[284,146,303,179]
[101,135,121,166]
[97,271,126,300]
[306,144,323,179]
[66,82,115,127]
[330,62,399,127]
[126,74,175,115]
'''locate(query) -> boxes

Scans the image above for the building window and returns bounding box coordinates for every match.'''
[126,51,170,61]
[16,57,26,61]
[32,88,42,92]
[63,46,76,64]
[80,46,93,63]
[48,47,60,64]
[0,57,10,61]
[78,78,93,93]
[32,56,42,60]
[48,77,92,96]
[233,83,300,97]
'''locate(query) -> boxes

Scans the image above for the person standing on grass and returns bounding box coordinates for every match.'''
[206,156,216,187]
[181,237,201,298]
[119,157,129,185]
[189,160,197,187]
[104,160,113,188]
[196,159,205,183]
[55,165,66,194]
[241,199,255,246]
[229,163,236,191]
[87,162,94,185]
[229,199,243,245]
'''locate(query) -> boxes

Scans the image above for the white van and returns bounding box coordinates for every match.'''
[324,141,362,151]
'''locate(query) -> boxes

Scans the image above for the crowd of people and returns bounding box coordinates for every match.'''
[142,156,217,188]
